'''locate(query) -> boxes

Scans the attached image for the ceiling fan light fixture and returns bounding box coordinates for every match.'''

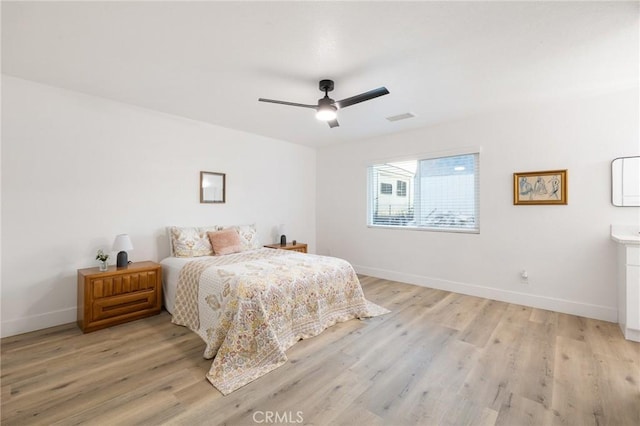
[259,79,389,128]
[316,105,337,121]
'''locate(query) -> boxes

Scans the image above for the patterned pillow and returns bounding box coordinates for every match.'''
[169,226,214,257]
[223,224,261,250]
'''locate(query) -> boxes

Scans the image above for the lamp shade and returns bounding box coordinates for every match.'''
[112,234,133,252]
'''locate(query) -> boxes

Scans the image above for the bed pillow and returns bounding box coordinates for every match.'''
[169,226,214,257]
[221,224,261,250]
[208,229,244,255]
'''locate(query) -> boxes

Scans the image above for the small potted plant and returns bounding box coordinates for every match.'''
[96,249,109,271]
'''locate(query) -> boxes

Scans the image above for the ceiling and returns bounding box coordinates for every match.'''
[2,1,638,148]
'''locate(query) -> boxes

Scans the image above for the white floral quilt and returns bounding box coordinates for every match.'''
[171,248,388,395]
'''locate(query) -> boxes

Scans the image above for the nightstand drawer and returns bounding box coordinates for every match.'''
[91,270,159,298]
[92,289,158,321]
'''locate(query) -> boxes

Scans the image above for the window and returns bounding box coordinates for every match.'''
[367,152,479,232]
[380,183,392,194]
[396,180,407,197]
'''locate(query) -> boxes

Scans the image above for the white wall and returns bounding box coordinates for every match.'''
[1,76,317,337]
[317,89,639,322]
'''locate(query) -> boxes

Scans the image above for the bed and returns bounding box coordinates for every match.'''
[160,225,388,395]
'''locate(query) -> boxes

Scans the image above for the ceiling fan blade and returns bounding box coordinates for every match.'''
[335,87,389,109]
[327,119,339,128]
[258,98,317,109]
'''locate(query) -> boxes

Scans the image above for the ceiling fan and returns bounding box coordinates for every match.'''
[258,79,389,128]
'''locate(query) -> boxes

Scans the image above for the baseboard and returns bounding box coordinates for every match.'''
[354,265,618,323]
[1,269,618,337]
[1,307,76,338]
[620,325,640,342]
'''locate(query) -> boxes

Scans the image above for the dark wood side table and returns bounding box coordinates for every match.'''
[77,261,162,333]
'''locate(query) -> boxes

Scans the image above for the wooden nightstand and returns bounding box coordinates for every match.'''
[264,242,307,253]
[77,261,162,333]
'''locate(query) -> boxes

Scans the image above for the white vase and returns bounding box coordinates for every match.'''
[99,260,108,272]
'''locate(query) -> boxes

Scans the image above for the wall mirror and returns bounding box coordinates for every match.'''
[200,171,226,203]
[612,156,639,207]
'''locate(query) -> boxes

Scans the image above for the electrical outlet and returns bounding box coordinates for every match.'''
[520,270,529,283]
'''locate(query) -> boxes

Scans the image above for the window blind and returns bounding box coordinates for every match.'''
[367,153,479,232]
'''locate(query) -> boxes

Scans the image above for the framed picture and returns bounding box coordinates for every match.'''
[200,171,226,203]
[513,169,567,205]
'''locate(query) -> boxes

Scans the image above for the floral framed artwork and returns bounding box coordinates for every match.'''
[513,169,567,205]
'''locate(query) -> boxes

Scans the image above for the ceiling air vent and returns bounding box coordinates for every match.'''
[386,112,415,122]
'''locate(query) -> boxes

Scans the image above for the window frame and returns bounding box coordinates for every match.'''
[366,147,481,234]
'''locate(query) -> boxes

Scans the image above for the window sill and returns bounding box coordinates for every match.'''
[367,224,480,234]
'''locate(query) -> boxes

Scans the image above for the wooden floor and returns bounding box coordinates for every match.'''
[2,276,639,425]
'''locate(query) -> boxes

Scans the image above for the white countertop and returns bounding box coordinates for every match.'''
[611,224,640,245]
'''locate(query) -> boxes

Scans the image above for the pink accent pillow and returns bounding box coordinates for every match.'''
[207,229,243,255]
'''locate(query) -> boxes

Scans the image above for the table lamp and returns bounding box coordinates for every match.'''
[113,234,133,267]
[278,224,287,246]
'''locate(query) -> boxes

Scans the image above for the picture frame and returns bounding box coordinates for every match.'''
[200,171,226,203]
[513,169,567,205]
